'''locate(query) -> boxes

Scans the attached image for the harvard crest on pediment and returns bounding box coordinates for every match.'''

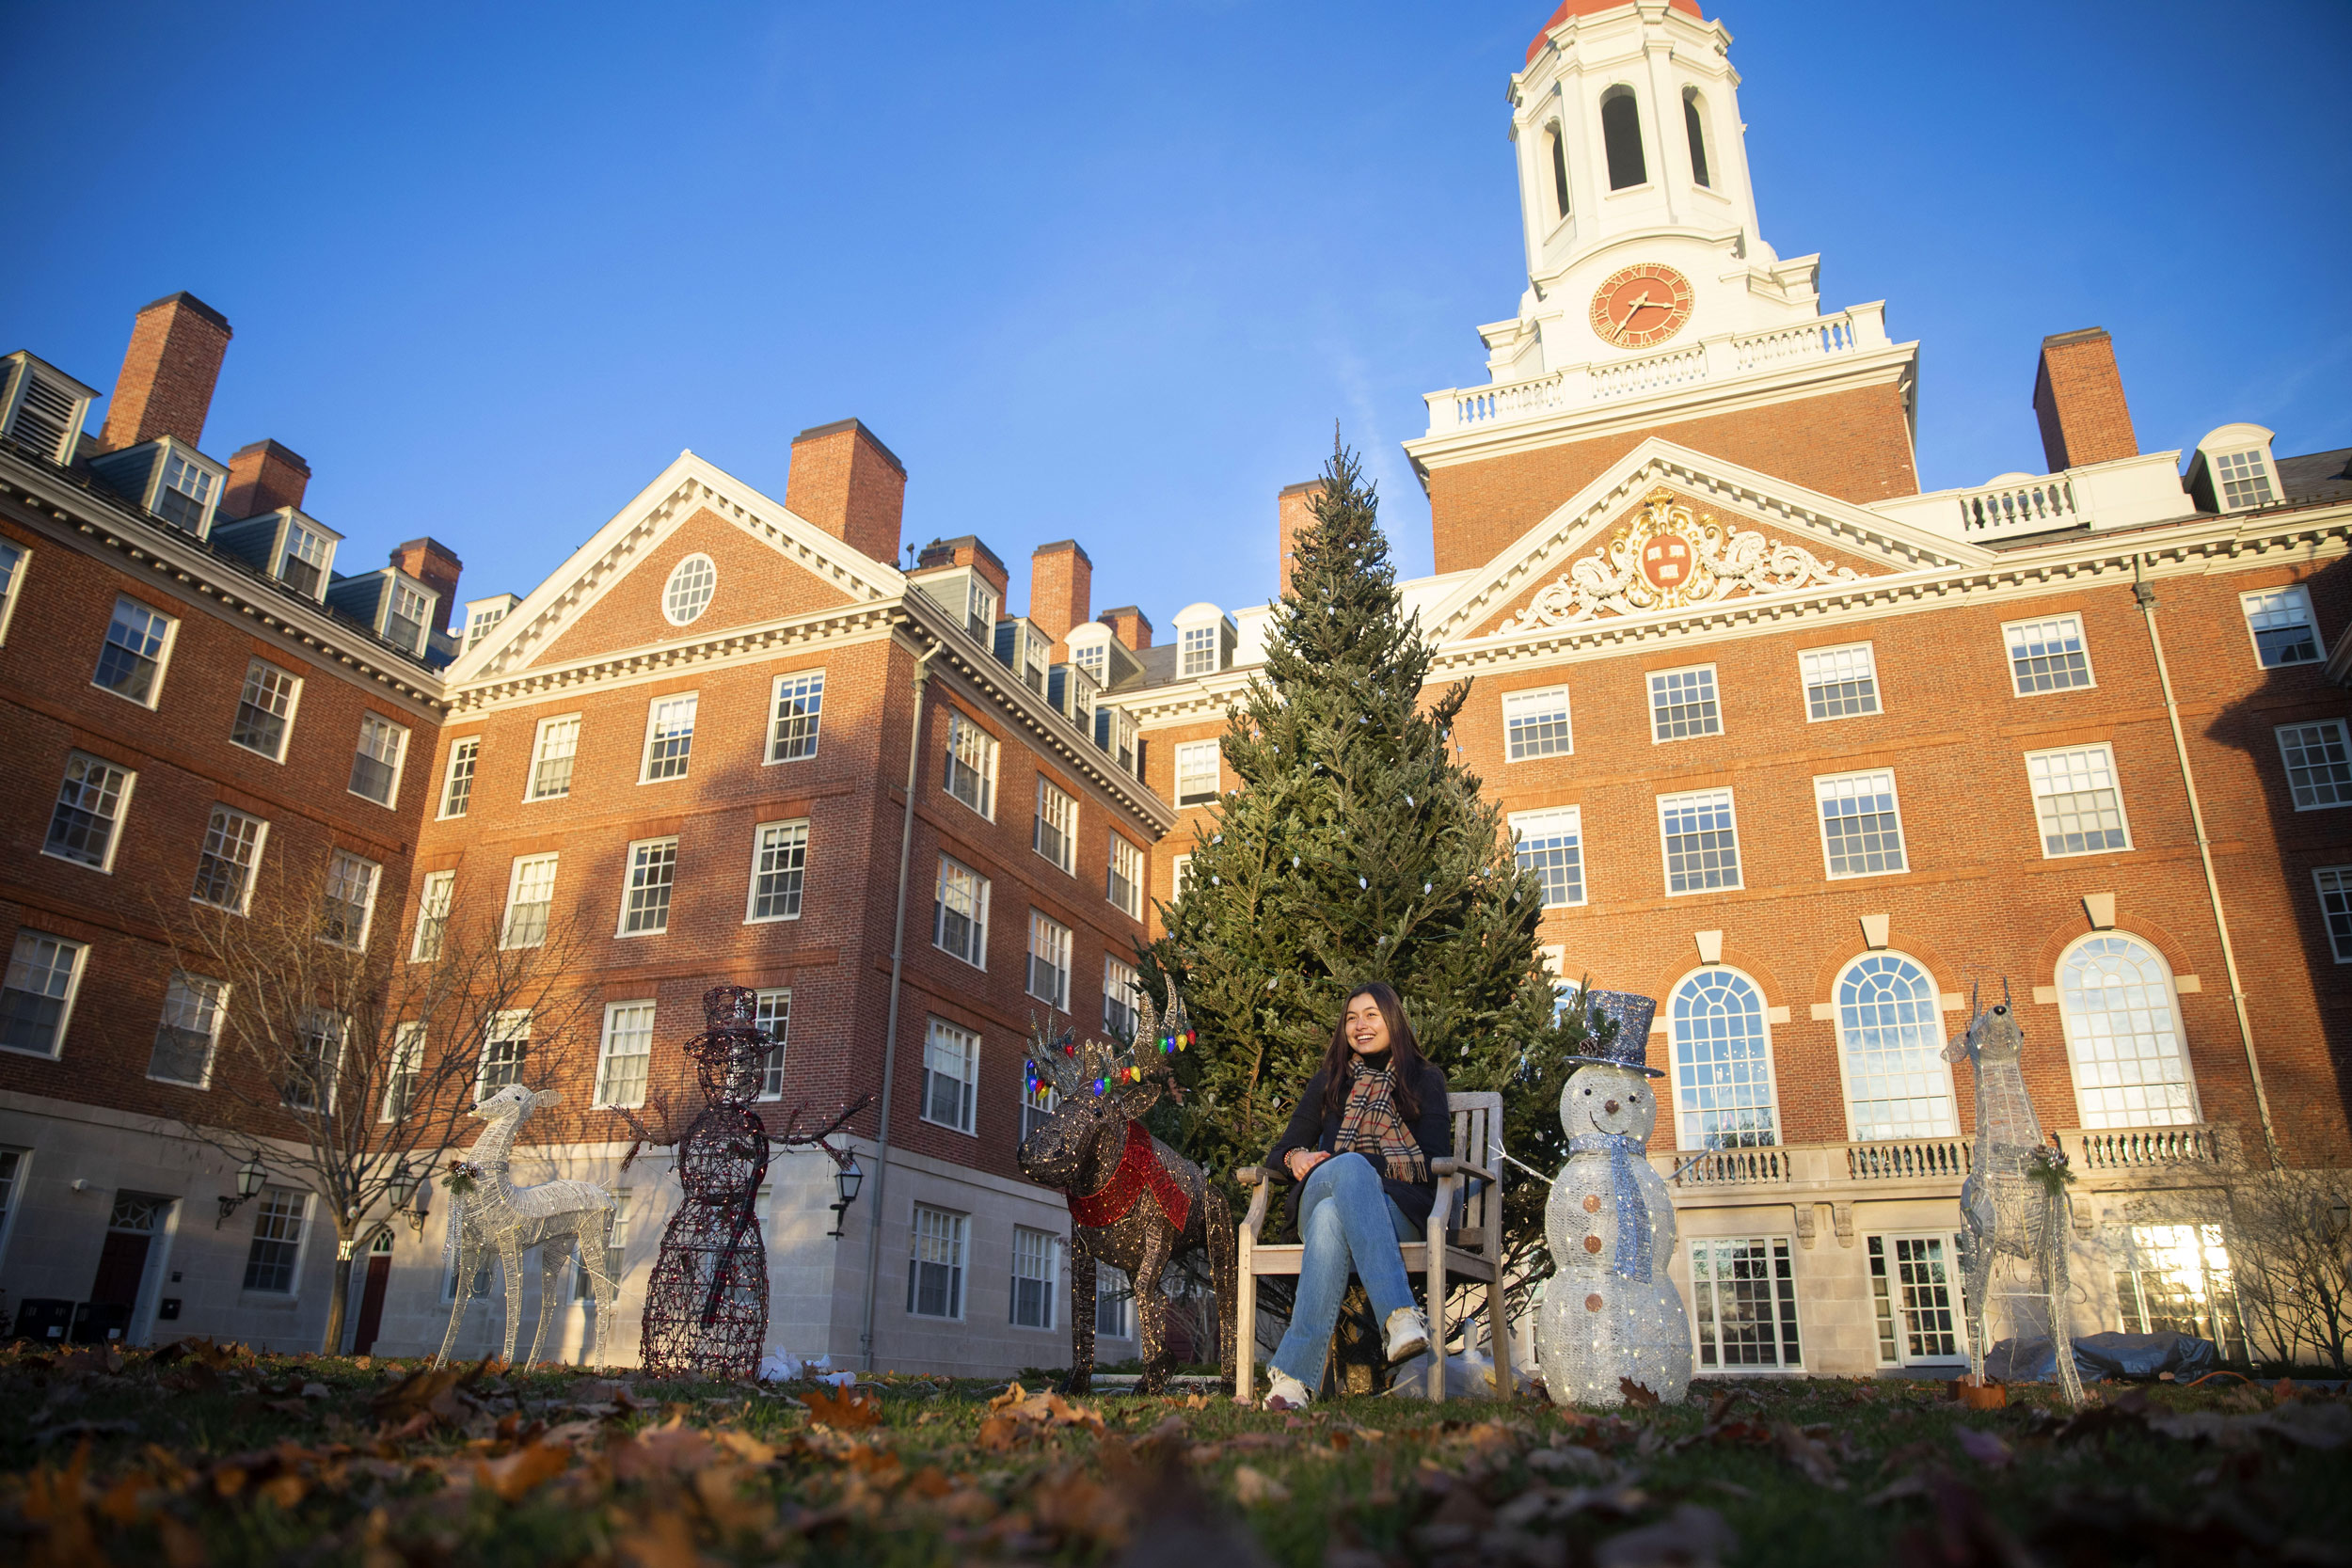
[1507,487,1863,629]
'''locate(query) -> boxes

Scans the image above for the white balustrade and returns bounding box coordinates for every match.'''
[1730,311,1860,372]
[1588,343,1708,403]
[1671,1146,1788,1187]
[2062,1124,2224,1171]
[1956,475,2080,537]
[1846,1138,1970,1181]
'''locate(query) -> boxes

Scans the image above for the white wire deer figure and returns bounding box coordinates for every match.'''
[432,1085,620,1368]
[1943,987,2085,1409]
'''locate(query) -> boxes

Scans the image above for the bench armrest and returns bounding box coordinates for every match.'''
[1233,1164,1277,1186]
[1237,1169,1276,1240]
[1430,1157,1499,1187]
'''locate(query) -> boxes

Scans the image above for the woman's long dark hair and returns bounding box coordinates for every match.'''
[1319,981,1425,1123]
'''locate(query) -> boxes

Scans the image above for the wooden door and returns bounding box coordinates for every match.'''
[88,1230,151,1307]
[352,1254,392,1354]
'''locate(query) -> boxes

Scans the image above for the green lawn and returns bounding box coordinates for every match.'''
[2,1342,2344,1567]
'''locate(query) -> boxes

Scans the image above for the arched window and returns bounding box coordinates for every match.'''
[2058,935,2198,1129]
[1682,88,1712,188]
[1669,969,1777,1148]
[1836,955,1956,1141]
[1548,125,1572,218]
[1600,87,1647,190]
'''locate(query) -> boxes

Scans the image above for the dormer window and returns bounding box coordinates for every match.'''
[281,524,332,597]
[1025,632,1048,694]
[2188,424,2284,515]
[0,354,96,465]
[967,580,997,640]
[468,608,505,648]
[1181,625,1217,676]
[385,581,430,653]
[2215,450,2274,510]
[155,452,218,532]
[1072,638,1107,685]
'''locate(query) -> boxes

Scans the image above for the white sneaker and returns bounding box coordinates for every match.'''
[1263,1370,1313,1410]
[1384,1307,1431,1366]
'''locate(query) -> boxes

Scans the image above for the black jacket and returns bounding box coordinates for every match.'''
[1265,1056,1452,1236]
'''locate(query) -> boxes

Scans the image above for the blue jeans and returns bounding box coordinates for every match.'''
[1269,1152,1419,1388]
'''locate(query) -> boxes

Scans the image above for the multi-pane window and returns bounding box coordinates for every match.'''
[466,605,507,650]
[1170,854,1192,901]
[1027,911,1072,1010]
[155,451,217,531]
[577,1188,633,1300]
[1836,955,1956,1140]
[908,1205,968,1318]
[1035,779,1077,874]
[1648,665,1721,741]
[502,853,558,948]
[1799,643,1880,720]
[191,806,268,911]
[933,857,989,968]
[1071,639,1108,685]
[94,596,174,705]
[747,821,809,922]
[1868,1235,1963,1365]
[386,582,430,652]
[2214,449,2275,510]
[2004,614,2093,694]
[755,989,790,1100]
[409,870,455,962]
[280,526,331,597]
[1104,956,1140,1037]
[1816,770,1906,878]
[0,541,23,643]
[1512,807,1585,908]
[285,1011,344,1112]
[944,712,997,816]
[595,1001,656,1109]
[242,1189,308,1293]
[1658,788,1740,893]
[382,1022,424,1121]
[2113,1225,2246,1362]
[1011,1227,1060,1329]
[1670,969,1776,1148]
[150,972,226,1086]
[1023,1079,1060,1143]
[1502,686,1573,761]
[44,752,134,870]
[349,714,407,805]
[529,716,581,800]
[2242,586,2322,667]
[479,1011,530,1100]
[230,660,300,759]
[1104,706,1137,773]
[1690,1238,1802,1370]
[1180,624,1217,677]
[966,579,997,639]
[2314,867,2352,963]
[769,671,825,761]
[1174,740,1220,805]
[641,695,698,782]
[1095,1264,1133,1339]
[1,931,87,1057]
[320,850,380,948]
[438,736,479,817]
[1108,834,1144,918]
[664,554,716,624]
[2277,720,2352,810]
[2058,935,2195,1129]
[2026,744,2130,855]
[923,1018,979,1133]
[619,838,678,935]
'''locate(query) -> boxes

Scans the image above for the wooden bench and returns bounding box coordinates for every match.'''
[1232,1090,1509,1402]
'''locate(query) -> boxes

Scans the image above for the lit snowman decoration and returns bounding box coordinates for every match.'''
[1538,991,1693,1407]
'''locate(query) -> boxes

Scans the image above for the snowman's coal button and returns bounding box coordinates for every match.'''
[1584,1293,1604,1313]
[1582,1195,1601,1213]
[1582,1235,1603,1254]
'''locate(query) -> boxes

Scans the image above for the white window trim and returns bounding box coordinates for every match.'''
[409,869,455,963]
[0,931,89,1061]
[93,596,179,710]
[321,850,383,949]
[501,852,559,949]
[616,836,680,937]
[1812,768,1909,881]
[638,692,699,784]
[192,808,270,915]
[2024,742,2135,858]
[933,855,990,970]
[921,1018,980,1135]
[437,736,480,819]
[240,1188,317,1301]
[348,714,409,809]
[1104,954,1142,1035]
[1798,641,1881,723]
[476,1010,532,1102]
[1687,1234,1805,1374]
[1170,853,1192,901]
[1827,950,1960,1144]
[1867,1231,1969,1368]
[2053,932,2202,1132]
[382,1022,426,1121]
[1656,787,1743,896]
[1107,832,1145,919]
[42,752,137,876]
[1509,805,1588,909]
[1501,685,1575,762]
[593,1000,658,1110]
[1663,964,1783,1152]
[1646,662,1723,745]
[2001,612,2097,696]
[1009,1226,1063,1332]
[149,970,229,1089]
[2276,719,2352,813]
[944,711,999,821]
[0,540,26,648]
[743,818,810,925]
[1035,777,1078,877]
[525,714,583,802]
[2239,585,2327,669]
[229,659,304,763]
[753,989,790,1101]
[1026,909,1073,1010]
[907,1202,970,1321]
[765,669,825,765]
[663,553,718,626]
[1173,739,1221,805]
[2313,865,2352,965]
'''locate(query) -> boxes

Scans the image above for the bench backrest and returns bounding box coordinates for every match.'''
[1447,1090,1505,1236]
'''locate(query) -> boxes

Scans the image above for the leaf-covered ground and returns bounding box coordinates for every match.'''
[3,1342,2346,1568]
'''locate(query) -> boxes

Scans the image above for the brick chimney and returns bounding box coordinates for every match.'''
[389,538,464,637]
[914,534,1009,604]
[2031,328,2138,472]
[1277,479,1325,598]
[222,439,310,519]
[101,293,232,451]
[1028,540,1091,657]
[1100,605,1152,652]
[786,419,906,566]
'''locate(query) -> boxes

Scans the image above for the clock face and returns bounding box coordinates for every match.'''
[1589,263,1695,350]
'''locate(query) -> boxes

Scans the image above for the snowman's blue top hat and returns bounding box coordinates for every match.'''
[1564,990,1664,1077]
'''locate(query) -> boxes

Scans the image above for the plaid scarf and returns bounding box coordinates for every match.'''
[1336,1058,1427,1184]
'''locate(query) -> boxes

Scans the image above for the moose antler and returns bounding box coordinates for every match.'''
[1024,982,1196,1105]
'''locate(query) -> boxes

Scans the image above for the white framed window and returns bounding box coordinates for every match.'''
[746,820,809,923]
[465,603,509,651]
[1035,778,1077,875]
[908,1204,968,1319]
[1690,1237,1802,1370]
[1511,806,1585,908]
[191,806,268,912]
[663,554,717,625]
[943,711,997,817]
[1011,1226,1060,1329]
[1502,686,1573,761]
[1799,642,1880,721]
[0,540,24,645]
[1071,637,1109,685]
[1868,1234,1964,1366]
[1648,665,1721,741]
[2314,866,2352,963]
[1170,853,1192,900]
[150,972,227,1086]
[2058,933,2196,1129]
[386,582,430,653]
[1174,739,1220,805]
[2277,720,2352,810]
[409,870,455,963]
[152,453,215,531]
[2113,1224,2246,1361]
[594,1001,656,1109]
[933,856,989,968]
[1180,624,1217,677]
[438,736,479,818]
[243,1188,310,1293]
[348,714,407,806]
[1104,956,1140,1037]
[478,1010,530,1101]
[1027,911,1072,1010]
[1835,955,1956,1141]
[93,596,176,706]
[641,694,698,782]
[321,850,381,948]
[967,578,997,637]
[922,1017,979,1133]
[528,716,581,800]
[755,989,790,1101]
[1658,788,1740,894]
[2026,744,2131,856]
[1,930,87,1058]
[1107,833,1144,918]
[230,660,301,760]
[382,1022,424,1121]
[576,1188,632,1300]
[1668,968,1777,1148]
[501,853,558,948]
[279,525,332,598]
[1104,705,1138,773]
[43,752,135,872]
[1023,1079,1060,1143]
[2213,449,2276,511]
[1095,1264,1133,1339]
[2004,613,2093,694]
[619,837,678,935]
[768,671,824,762]
[1815,770,1907,879]
[285,1010,344,1112]
[2241,586,2323,668]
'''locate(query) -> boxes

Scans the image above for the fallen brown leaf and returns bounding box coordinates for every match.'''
[1231,1465,1291,1507]
[476,1438,571,1500]
[1771,1421,1847,1490]
[1617,1377,1661,1409]
[801,1384,882,1432]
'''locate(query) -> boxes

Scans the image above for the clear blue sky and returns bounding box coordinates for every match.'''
[7,2,2346,626]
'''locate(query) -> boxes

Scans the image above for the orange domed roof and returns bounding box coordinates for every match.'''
[1527,0,1705,66]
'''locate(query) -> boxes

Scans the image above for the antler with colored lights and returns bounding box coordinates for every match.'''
[1024,982,1196,1103]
